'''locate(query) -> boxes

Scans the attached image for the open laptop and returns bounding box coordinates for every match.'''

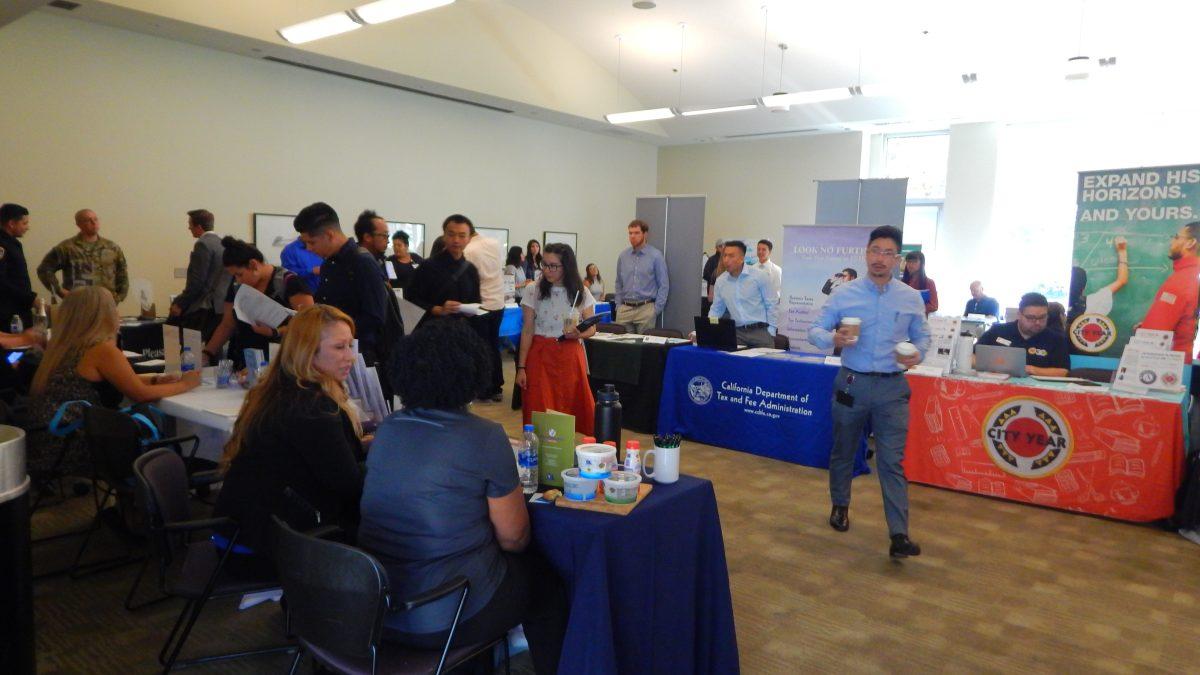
[975,344,1027,377]
[694,316,746,352]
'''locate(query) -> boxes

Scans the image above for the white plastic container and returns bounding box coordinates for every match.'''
[603,470,642,504]
[561,468,598,501]
[576,443,618,479]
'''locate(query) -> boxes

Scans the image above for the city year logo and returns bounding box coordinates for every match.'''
[1069,313,1117,353]
[687,376,713,405]
[981,397,1073,478]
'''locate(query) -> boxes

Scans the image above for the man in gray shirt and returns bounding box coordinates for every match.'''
[169,209,230,340]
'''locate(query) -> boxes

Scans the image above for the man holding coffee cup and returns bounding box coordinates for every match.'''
[808,225,930,559]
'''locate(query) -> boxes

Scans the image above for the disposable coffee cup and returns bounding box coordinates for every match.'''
[895,341,918,359]
[841,317,861,341]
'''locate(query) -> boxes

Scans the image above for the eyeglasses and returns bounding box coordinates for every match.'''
[867,248,898,258]
[1020,313,1048,323]
[539,262,563,271]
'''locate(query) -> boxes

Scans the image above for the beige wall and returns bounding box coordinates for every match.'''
[0,12,655,312]
[656,133,865,260]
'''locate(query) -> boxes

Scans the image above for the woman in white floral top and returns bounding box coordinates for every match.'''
[515,243,597,434]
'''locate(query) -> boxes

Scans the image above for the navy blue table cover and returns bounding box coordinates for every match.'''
[657,346,868,475]
[530,475,739,674]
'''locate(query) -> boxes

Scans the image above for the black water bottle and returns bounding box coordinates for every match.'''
[594,384,623,451]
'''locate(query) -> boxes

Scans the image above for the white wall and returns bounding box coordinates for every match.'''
[0,12,656,312]
[656,133,865,260]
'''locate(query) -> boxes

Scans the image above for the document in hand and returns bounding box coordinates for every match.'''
[457,303,488,317]
[233,284,296,329]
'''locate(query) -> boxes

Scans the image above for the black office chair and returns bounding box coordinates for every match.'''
[596,323,627,335]
[644,328,684,339]
[133,449,294,672]
[272,516,509,675]
[77,406,223,594]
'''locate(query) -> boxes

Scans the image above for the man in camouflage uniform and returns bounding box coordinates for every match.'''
[37,209,128,302]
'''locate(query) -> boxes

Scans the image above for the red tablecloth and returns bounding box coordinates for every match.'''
[904,374,1186,522]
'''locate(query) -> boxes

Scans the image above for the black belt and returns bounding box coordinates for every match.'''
[622,300,652,307]
[844,367,903,378]
[740,322,768,330]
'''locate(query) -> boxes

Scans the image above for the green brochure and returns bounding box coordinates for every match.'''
[532,409,575,488]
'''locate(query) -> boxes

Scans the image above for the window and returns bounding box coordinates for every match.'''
[882,132,949,249]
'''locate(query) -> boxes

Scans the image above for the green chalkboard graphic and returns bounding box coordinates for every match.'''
[1071,164,1200,356]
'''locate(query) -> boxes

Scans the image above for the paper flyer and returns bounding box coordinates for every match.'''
[233,284,295,329]
[532,409,575,488]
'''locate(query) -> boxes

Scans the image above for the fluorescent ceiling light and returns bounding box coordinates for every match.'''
[605,108,677,124]
[681,104,758,117]
[759,88,851,108]
[278,12,362,44]
[352,0,454,25]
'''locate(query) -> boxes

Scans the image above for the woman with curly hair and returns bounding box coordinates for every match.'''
[359,319,566,674]
[212,304,364,579]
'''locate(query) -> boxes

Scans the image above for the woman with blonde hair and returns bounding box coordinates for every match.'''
[27,286,199,479]
[212,304,365,579]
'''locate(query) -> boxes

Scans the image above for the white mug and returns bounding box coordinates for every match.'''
[643,446,680,484]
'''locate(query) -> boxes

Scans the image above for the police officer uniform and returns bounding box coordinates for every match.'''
[0,229,35,328]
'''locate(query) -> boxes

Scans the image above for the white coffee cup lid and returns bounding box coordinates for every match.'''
[842,317,862,325]
[895,341,918,355]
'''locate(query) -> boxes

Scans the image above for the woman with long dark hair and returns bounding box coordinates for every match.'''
[523,239,542,281]
[505,245,532,300]
[584,263,604,302]
[212,305,364,579]
[515,243,597,433]
[901,251,938,315]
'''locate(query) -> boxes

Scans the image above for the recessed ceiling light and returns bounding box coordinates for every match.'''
[352,0,454,25]
[278,12,362,44]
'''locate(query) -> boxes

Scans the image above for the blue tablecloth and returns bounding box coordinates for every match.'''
[530,475,739,674]
[657,346,869,474]
[499,302,612,343]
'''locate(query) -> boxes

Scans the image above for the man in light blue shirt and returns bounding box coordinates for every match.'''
[808,225,929,559]
[614,219,669,334]
[709,240,776,348]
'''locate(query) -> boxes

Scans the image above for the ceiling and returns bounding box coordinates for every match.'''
[18,0,1200,145]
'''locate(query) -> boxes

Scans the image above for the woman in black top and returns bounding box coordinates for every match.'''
[386,230,424,290]
[203,237,313,369]
[213,304,365,579]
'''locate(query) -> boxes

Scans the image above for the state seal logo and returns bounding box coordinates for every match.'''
[1069,313,1117,353]
[687,376,713,405]
[981,397,1073,478]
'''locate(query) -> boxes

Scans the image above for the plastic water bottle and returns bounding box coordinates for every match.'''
[33,303,47,331]
[519,424,539,494]
[180,346,197,373]
[9,314,22,334]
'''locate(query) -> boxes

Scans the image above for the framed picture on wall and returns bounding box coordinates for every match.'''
[387,222,426,256]
[253,213,298,266]
[543,231,578,254]
[476,227,509,252]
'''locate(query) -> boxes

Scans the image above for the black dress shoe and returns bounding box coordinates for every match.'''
[829,505,849,532]
[889,534,921,558]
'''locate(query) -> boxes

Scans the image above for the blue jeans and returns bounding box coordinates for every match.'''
[829,368,911,536]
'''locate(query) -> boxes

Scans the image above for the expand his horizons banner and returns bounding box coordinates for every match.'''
[1069,164,1200,356]
[779,225,872,354]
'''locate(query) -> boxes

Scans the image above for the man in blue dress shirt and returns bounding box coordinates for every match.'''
[280,234,323,293]
[614,219,669,334]
[709,240,776,347]
[809,225,930,558]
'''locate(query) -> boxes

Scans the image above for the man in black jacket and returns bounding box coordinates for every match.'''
[0,203,36,329]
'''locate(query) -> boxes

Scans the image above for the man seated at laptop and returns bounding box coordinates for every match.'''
[975,292,1069,376]
[707,240,777,348]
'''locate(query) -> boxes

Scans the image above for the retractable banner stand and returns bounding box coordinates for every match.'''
[1070,164,1200,356]
[779,225,873,354]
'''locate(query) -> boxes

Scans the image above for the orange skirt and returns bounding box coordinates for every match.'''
[522,335,595,435]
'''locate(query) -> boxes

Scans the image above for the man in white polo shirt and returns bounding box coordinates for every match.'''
[464,218,507,401]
